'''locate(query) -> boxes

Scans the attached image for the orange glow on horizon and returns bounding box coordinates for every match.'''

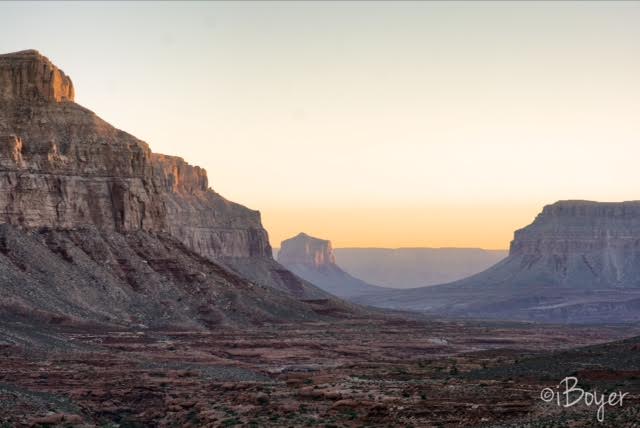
[259,201,542,250]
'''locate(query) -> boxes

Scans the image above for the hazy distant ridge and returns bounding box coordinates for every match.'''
[332,247,507,289]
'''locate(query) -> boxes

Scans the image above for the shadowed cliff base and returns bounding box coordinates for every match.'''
[0,224,363,328]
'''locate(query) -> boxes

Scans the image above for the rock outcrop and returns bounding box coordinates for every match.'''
[278,233,386,299]
[0,49,352,326]
[353,200,640,323]
[0,50,74,102]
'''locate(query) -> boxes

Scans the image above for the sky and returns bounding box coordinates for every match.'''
[2,1,640,249]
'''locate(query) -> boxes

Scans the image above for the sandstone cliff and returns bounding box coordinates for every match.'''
[152,153,271,258]
[278,233,386,299]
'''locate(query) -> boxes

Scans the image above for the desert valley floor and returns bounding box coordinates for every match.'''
[2,316,640,427]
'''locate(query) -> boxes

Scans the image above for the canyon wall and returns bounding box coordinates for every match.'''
[0,49,271,259]
[152,154,271,258]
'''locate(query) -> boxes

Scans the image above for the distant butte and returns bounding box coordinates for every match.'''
[278,233,337,269]
[278,232,387,299]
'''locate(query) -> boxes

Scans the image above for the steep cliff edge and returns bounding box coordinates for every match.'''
[0,49,351,326]
[353,201,640,323]
[278,233,387,299]
[152,153,271,258]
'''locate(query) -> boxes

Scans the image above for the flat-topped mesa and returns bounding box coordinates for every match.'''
[510,200,640,256]
[503,200,640,289]
[279,233,337,269]
[0,50,74,103]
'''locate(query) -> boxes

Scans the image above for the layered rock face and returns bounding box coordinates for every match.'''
[0,103,165,231]
[152,154,271,258]
[0,49,269,258]
[278,233,385,299]
[510,200,640,288]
